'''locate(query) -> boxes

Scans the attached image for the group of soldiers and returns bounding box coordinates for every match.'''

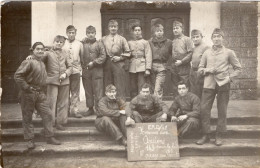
[14,19,242,149]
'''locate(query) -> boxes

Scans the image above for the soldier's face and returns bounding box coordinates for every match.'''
[178,84,188,97]
[154,29,164,39]
[53,40,65,49]
[108,24,118,35]
[106,90,117,100]
[86,31,96,39]
[173,26,182,36]
[192,34,203,46]
[140,88,151,98]
[33,45,45,58]
[67,30,76,41]
[212,34,223,46]
[133,27,142,38]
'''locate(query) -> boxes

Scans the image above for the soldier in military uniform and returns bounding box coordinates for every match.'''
[127,83,168,123]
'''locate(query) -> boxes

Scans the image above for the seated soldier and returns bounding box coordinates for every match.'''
[95,85,134,146]
[127,83,168,123]
[169,81,200,138]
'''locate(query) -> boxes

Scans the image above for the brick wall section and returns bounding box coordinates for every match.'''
[221,2,258,99]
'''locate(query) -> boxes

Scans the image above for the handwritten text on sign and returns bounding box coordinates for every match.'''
[127,122,179,161]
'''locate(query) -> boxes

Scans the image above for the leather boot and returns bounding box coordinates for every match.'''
[83,108,95,117]
[196,134,210,145]
[118,137,127,146]
[56,124,66,131]
[215,132,222,146]
[27,139,36,149]
[46,137,61,145]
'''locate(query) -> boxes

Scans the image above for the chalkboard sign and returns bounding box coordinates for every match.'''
[127,122,180,161]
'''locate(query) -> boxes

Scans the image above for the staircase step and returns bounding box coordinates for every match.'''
[2,139,260,157]
[2,125,260,143]
[2,115,260,129]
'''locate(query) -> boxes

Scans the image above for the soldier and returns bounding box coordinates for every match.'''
[95,85,134,146]
[169,81,200,138]
[44,35,73,130]
[196,28,242,146]
[189,29,210,99]
[149,24,172,99]
[128,24,152,98]
[127,83,168,123]
[102,20,131,100]
[14,42,61,149]
[170,21,193,98]
[63,25,84,118]
[81,25,106,116]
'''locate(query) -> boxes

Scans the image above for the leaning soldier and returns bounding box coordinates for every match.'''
[14,42,61,149]
[128,24,152,98]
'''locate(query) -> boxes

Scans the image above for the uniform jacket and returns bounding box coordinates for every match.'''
[96,96,128,117]
[128,38,152,73]
[81,38,106,69]
[198,46,242,89]
[127,94,169,116]
[102,34,131,70]
[43,48,73,86]
[149,37,172,63]
[14,56,47,91]
[191,42,210,69]
[169,92,200,119]
[63,39,83,74]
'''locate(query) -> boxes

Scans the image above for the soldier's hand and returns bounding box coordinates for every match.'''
[160,113,167,122]
[119,110,126,115]
[178,115,188,121]
[171,116,178,122]
[59,73,67,81]
[112,56,121,62]
[26,55,33,60]
[125,117,135,127]
[87,62,94,69]
[144,70,150,77]
[205,68,216,74]
[175,60,182,66]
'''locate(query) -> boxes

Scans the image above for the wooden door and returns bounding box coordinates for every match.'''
[101,2,190,99]
[1,2,31,103]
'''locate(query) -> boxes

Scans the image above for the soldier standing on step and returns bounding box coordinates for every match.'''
[14,42,61,149]
[128,24,152,99]
[81,25,106,116]
[63,25,84,118]
[102,20,131,101]
[196,28,242,146]
[169,21,193,98]
[95,85,135,146]
[189,29,210,99]
[169,81,200,139]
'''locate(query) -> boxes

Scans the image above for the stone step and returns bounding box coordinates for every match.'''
[2,139,260,157]
[2,115,260,129]
[2,125,260,143]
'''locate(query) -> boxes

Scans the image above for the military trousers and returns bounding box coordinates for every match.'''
[69,73,81,115]
[150,62,166,99]
[200,83,230,134]
[129,72,148,99]
[177,117,199,137]
[47,84,69,126]
[189,68,204,99]
[20,90,54,140]
[103,58,127,100]
[132,111,165,123]
[95,115,127,140]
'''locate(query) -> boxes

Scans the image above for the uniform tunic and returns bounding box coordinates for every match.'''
[169,92,200,137]
[14,56,54,140]
[95,96,127,140]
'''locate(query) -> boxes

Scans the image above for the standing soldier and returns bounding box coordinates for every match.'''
[128,24,152,98]
[14,42,61,149]
[102,20,131,100]
[170,21,193,98]
[196,28,242,146]
[63,25,84,118]
[189,29,210,99]
[81,25,106,116]
[149,24,172,99]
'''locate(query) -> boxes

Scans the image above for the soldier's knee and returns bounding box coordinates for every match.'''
[187,118,199,125]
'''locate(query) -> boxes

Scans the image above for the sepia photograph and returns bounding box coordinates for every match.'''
[1,1,260,167]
